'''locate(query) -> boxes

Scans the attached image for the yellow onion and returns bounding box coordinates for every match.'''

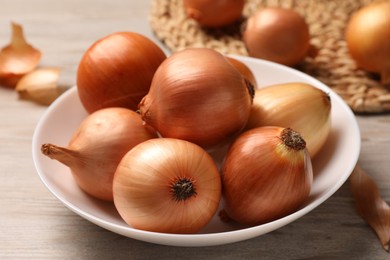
[77,32,166,113]
[113,138,221,234]
[246,82,331,158]
[345,0,390,85]
[41,107,158,201]
[139,48,254,148]
[243,7,311,66]
[184,0,245,28]
[221,126,313,225]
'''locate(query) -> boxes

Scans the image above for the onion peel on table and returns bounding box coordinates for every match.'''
[350,164,390,251]
[0,22,41,88]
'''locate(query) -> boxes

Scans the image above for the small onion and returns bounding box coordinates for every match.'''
[184,0,245,28]
[77,32,166,113]
[345,0,390,85]
[243,7,311,66]
[246,82,331,158]
[41,107,158,201]
[113,138,221,234]
[139,48,254,148]
[221,127,313,225]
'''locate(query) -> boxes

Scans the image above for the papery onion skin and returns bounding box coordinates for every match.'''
[113,138,221,234]
[41,107,158,201]
[243,7,310,66]
[15,67,66,105]
[345,0,390,84]
[246,82,331,158]
[221,126,313,225]
[139,48,254,148]
[0,22,41,88]
[184,0,245,28]
[76,32,166,113]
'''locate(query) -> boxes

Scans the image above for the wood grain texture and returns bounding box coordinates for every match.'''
[1,1,389,259]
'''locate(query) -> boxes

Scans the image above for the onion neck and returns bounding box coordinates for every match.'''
[171,177,197,201]
[280,128,306,151]
[41,143,79,168]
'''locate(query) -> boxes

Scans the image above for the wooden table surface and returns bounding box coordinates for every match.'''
[1,1,389,259]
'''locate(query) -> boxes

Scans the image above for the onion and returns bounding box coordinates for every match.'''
[221,127,313,225]
[345,0,390,85]
[184,0,245,28]
[246,82,331,158]
[76,32,166,113]
[113,138,221,234]
[243,7,311,66]
[41,107,158,201]
[139,48,254,148]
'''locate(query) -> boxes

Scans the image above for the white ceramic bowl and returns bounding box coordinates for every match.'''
[32,56,360,247]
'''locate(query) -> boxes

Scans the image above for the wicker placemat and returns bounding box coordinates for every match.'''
[149,0,390,113]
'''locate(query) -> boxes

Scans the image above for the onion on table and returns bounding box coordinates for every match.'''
[345,0,390,85]
[183,0,245,28]
[243,7,311,67]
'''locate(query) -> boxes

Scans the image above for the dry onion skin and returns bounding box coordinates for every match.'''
[243,7,311,66]
[41,107,158,201]
[113,138,222,234]
[77,32,167,113]
[246,82,331,158]
[221,127,313,225]
[15,67,67,105]
[139,48,254,148]
[183,0,245,28]
[345,0,390,85]
[0,22,41,88]
[350,164,390,251]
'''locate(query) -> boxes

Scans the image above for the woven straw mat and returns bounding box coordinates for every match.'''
[149,0,390,113]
